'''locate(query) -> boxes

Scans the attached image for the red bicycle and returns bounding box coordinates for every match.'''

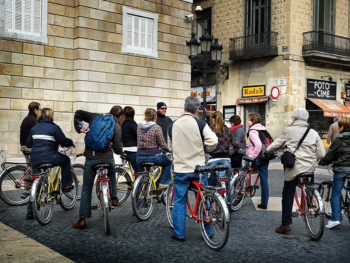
[231,156,260,211]
[165,165,230,250]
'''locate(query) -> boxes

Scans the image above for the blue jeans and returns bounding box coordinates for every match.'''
[241,157,269,206]
[125,151,138,173]
[208,159,233,212]
[172,172,211,238]
[136,154,172,185]
[331,172,348,221]
[79,158,116,219]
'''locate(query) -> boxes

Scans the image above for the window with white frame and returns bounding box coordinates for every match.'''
[122,6,158,57]
[0,0,47,43]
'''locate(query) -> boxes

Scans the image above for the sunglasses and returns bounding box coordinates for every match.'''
[160,107,167,110]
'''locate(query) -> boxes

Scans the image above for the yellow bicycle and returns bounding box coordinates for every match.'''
[30,164,78,225]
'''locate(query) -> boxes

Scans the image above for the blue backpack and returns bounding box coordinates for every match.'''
[85,115,115,152]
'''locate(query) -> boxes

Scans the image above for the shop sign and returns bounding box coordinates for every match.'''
[242,85,265,98]
[190,85,216,103]
[306,78,336,100]
[345,83,350,102]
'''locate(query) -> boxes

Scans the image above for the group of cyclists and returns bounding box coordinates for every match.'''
[18,96,350,241]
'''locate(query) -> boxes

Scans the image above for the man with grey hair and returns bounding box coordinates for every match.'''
[167,96,218,241]
[326,115,339,145]
[266,108,325,234]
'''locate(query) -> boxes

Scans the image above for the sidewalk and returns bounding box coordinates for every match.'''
[0,222,73,263]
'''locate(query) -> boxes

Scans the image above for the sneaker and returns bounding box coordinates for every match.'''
[26,211,34,220]
[325,220,340,229]
[62,185,74,192]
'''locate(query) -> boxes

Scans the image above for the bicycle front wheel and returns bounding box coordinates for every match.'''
[198,192,230,250]
[102,182,111,235]
[132,174,154,221]
[116,167,133,206]
[165,181,175,228]
[0,165,30,205]
[59,171,78,211]
[318,182,332,219]
[72,164,84,200]
[33,177,54,225]
[303,189,324,241]
[231,172,247,211]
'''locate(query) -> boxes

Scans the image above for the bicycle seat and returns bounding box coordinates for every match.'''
[195,165,213,173]
[93,163,111,170]
[243,156,254,162]
[212,165,227,172]
[298,172,314,179]
[141,162,156,168]
[37,163,55,169]
[120,153,128,160]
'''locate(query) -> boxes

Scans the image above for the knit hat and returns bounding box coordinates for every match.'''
[157,102,167,110]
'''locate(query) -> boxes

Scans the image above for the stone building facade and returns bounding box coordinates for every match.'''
[0,0,193,158]
[193,0,350,143]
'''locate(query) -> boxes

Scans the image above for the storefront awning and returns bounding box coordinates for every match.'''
[237,96,269,104]
[308,98,350,117]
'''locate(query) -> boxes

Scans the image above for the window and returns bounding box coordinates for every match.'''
[313,0,335,34]
[0,0,47,43]
[196,8,211,40]
[122,6,158,57]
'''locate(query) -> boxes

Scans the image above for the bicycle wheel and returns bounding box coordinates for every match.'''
[116,167,132,206]
[132,174,154,221]
[59,171,78,211]
[198,192,230,250]
[303,189,324,241]
[165,181,175,228]
[318,182,332,219]
[345,190,350,223]
[72,164,84,200]
[33,177,54,225]
[231,172,247,211]
[102,182,111,235]
[0,165,31,205]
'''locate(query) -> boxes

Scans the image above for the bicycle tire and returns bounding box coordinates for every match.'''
[345,190,350,223]
[72,164,84,200]
[59,171,78,211]
[231,172,247,211]
[198,191,230,250]
[165,181,175,228]
[116,167,133,206]
[132,174,154,221]
[318,182,332,219]
[33,176,54,225]
[303,189,324,241]
[0,165,30,206]
[102,182,111,235]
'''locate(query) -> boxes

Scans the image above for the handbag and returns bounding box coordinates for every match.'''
[281,127,310,168]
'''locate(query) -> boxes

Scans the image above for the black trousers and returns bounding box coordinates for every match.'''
[282,177,298,226]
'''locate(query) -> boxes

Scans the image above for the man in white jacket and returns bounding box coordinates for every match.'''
[168,96,218,241]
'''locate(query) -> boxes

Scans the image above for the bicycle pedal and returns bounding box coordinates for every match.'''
[254,185,259,189]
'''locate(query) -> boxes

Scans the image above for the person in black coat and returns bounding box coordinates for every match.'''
[156,102,172,142]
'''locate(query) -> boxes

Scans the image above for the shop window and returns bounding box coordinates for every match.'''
[122,6,158,57]
[223,106,236,126]
[245,0,271,42]
[0,0,47,43]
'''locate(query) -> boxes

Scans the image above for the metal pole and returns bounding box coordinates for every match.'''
[202,71,207,120]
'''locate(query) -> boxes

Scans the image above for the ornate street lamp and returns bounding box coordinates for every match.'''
[187,31,222,120]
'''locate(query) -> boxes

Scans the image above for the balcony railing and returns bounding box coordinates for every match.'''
[303,31,350,57]
[229,32,278,61]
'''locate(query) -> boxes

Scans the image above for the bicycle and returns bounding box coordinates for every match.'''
[293,172,325,241]
[115,153,139,206]
[30,164,78,225]
[131,157,173,221]
[231,156,261,211]
[165,165,230,250]
[93,163,114,235]
[318,174,350,223]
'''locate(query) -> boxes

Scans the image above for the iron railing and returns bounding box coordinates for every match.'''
[229,32,278,60]
[303,31,350,57]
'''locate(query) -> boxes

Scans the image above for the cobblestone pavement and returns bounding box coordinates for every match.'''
[0,160,349,263]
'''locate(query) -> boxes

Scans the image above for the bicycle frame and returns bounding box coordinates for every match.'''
[186,181,211,223]
[0,164,32,189]
[30,166,61,202]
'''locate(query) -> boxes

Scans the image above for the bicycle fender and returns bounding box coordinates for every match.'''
[313,190,325,214]
[131,175,144,198]
[214,192,230,222]
[30,178,40,202]
[102,183,109,207]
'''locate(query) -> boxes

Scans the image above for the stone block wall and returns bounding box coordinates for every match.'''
[0,0,192,158]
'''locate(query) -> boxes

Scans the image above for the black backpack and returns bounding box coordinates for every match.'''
[248,129,276,160]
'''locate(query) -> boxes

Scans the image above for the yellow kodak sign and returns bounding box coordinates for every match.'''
[242,85,265,97]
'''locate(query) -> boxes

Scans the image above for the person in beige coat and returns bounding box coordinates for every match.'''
[266,108,325,234]
[326,116,339,145]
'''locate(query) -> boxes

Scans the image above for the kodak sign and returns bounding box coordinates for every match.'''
[242,85,266,98]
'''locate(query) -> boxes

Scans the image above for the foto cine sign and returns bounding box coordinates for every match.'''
[242,85,266,98]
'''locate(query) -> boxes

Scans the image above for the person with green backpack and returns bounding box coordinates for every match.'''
[72,106,123,229]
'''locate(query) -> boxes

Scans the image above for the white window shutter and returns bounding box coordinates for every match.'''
[34,0,41,34]
[4,0,13,32]
[24,0,31,32]
[15,0,22,32]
